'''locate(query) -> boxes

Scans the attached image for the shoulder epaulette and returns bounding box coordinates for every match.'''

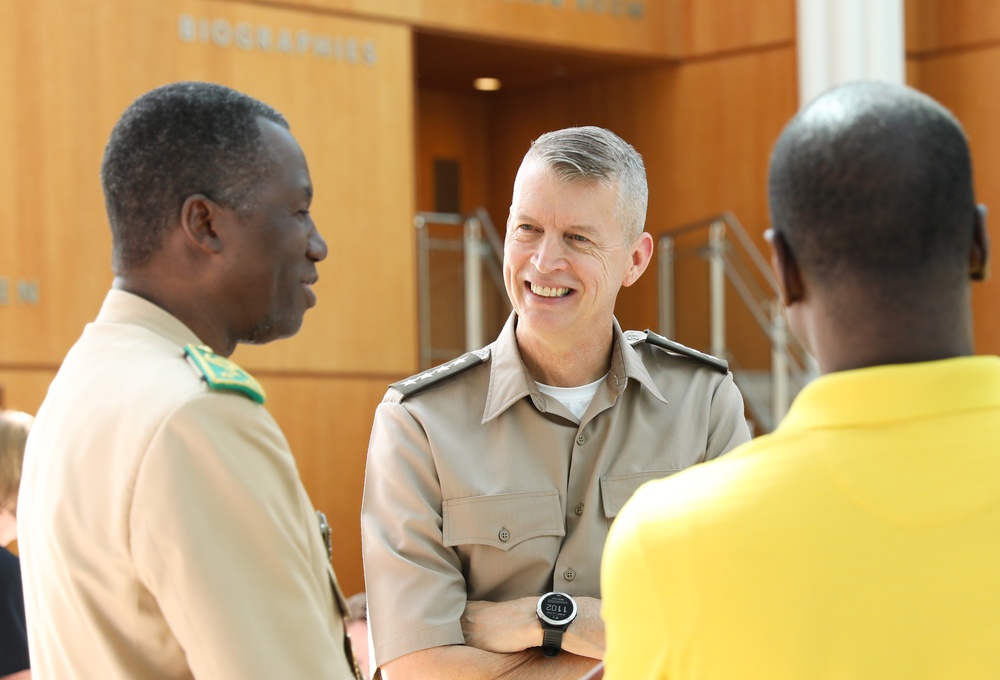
[183,344,267,404]
[390,348,490,398]
[624,330,729,374]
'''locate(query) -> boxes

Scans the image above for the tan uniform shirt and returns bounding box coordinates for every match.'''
[18,290,358,680]
[362,314,750,668]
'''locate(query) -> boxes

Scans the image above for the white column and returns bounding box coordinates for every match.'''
[797,0,905,108]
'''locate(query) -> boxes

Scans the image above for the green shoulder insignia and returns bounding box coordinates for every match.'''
[624,329,729,374]
[391,348,490,398]
[183,344,267,404]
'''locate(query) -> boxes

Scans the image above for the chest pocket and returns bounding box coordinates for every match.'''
[443,490,565,551]
[601,470,680,519]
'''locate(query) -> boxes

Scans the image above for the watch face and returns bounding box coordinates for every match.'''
[537,592,578,626]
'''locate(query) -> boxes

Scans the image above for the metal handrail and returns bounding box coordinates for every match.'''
[415,209,510,369]
[657,213,815,432]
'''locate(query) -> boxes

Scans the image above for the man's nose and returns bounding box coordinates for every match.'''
[308,222,328,263]
[531,235,567,273]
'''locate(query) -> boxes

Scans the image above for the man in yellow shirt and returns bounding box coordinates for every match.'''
[601,81,997,679]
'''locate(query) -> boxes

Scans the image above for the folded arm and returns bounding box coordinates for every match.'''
[461,596,604,660]
[381,644,600,680]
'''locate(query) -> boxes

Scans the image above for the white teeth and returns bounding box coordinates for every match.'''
[531,284,570,298]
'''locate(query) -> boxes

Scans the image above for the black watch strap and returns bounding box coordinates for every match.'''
[541,626,566,657]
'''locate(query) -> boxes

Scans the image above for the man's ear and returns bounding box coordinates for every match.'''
[970,204,990,282]
[765,229,805,306]
[179,194,225,254]
[622,232,654,288]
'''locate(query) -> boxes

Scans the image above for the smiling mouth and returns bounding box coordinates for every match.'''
[530,283,571,298]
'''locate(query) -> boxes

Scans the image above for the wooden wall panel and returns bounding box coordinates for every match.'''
[416,89,493,357]
[0,4,111,366]
[909,47,1000,355]
[259,374,389,597]
[906,0,1000,54]
[246,0,683,58]
[252,0,795,60]
[682,0,795,57]
[0,370,57,415]
[417,89,492,215]
[0,0,417,377]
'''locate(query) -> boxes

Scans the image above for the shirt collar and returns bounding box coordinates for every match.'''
[778,356,1000,432]
[481,314,668,423]
[98,288,204,349]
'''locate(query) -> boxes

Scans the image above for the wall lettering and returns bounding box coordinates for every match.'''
[178,14,378,66]
[495,0,645,20]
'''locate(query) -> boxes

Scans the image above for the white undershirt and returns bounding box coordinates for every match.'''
[535,375,606,421]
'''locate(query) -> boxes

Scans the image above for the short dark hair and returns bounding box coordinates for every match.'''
[768,81,976,291]
[524,126,648,243]
[101,81,289,272]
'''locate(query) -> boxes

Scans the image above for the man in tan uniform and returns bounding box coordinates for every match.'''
[362,126,751,679]
[17,82,360,679]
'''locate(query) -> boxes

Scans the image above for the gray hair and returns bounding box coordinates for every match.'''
[523,126,648,243]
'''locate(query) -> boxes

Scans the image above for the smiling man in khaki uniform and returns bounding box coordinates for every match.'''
[362,126,751,679]
[17,82,360,680]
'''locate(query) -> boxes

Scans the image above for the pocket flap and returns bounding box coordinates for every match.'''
[443,490,564,551]
[601,470,679,519]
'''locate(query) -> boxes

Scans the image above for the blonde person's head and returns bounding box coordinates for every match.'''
[0,409,33,514]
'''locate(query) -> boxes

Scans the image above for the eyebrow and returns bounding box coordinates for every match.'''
[569,224,600,237]
[511,212,599,235]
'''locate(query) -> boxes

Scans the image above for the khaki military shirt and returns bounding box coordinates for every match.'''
[18,290,359,680]
[362,314,750,669]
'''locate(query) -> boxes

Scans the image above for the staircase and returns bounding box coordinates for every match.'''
[657,213,816,434]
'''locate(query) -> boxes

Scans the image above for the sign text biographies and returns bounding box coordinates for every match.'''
[178,14,378,66]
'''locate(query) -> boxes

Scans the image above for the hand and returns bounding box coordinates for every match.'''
[461,597,541,653]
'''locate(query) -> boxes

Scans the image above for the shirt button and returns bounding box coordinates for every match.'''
[564,569,576,581]
[576,434,586,445]
[574,503,584,515]
[498,528,510,542]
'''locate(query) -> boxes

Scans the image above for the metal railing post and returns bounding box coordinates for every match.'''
[658,236,675,338]
[654,212,814,434]
[415,215,432,369]
[708,220,726,358]
[770,299,789,428]
[464,216,485,351]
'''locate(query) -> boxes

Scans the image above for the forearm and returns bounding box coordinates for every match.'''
[381,645,600,680]
[560,596,605,660]
[462,596,605,661]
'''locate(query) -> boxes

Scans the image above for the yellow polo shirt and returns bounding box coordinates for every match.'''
[602,356,1000,680]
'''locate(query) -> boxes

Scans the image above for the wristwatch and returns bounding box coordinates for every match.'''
[536,591,578,657]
